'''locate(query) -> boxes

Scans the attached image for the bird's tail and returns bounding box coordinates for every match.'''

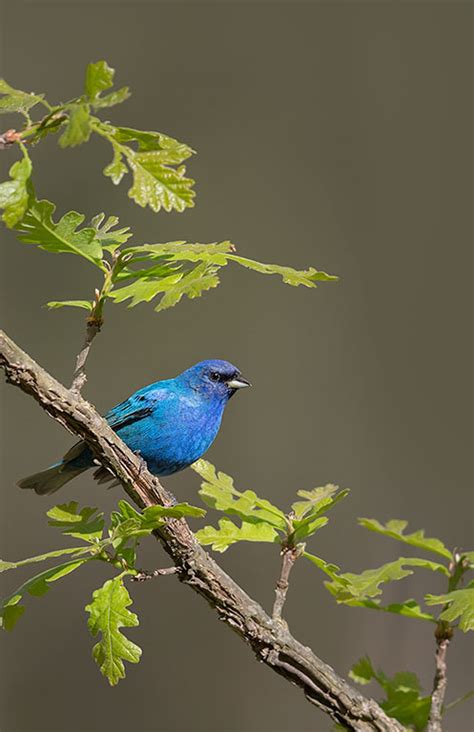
[17,462,86,495]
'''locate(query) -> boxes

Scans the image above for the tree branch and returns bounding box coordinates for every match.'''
[0,329,403,732]
[272,546,299,621]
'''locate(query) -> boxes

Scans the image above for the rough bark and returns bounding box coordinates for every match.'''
[0,329,404,732]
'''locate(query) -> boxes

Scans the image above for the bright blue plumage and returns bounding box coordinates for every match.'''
[18,360,250,495]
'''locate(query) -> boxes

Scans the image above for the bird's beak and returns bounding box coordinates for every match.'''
[227,376,251,389]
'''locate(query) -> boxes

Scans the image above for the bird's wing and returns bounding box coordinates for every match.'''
[104,383,170,431]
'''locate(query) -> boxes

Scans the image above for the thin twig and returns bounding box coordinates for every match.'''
[427,550,469,732]
[0,329,404,731]
[272,545,299,621]
[131,566,179,582]
[70,315,102,394]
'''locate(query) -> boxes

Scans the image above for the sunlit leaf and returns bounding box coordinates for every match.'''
[91,213,132,251]
[196,517,278,553]
[0,545,93,573]
[86,575,142,685]
[46,300,93,311]
[47,501,104,541]
[85,61,130,109]
[326,557,449,603]
[15,198,104,266]
[192,459,286,530]
[0,79,44,116]
[126,151,195,213]
[0,560,88,631]
[358,518,452,560]
[227,254,338,287]
[0,147,32,227]
[425,583,474,632]
[58,103,91,148]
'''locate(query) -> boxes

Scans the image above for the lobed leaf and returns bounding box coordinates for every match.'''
[358,517,452,560]
[302,551,341,581]
[15,198,104,267]
[227,254,338,287]
[91,213,133,252]
[86,575,142,685]
[112,127,195,160]
[192,459,287,530]
[0,79,45,116]
[126,151,195,213]
[291,485,349,542]
[85,60,130,109]
[349,657,431,731]
[196,517,278,553]
[425,583,474,632]
[58,103,91,148]
[0,559,88,631]
[326,557,449,603]
[0,147,32,227]
[0,545,93,573]
[47,501,104,541]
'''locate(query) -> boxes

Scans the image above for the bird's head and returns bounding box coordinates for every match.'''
[179,359,251,401]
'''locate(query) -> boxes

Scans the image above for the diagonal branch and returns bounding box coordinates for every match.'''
[0,329,403,732]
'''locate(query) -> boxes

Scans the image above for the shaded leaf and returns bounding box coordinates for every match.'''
[0,559,87,631]
[342,597,436,622]
[349,657,431,731]
[196,517,278,553]
[86,575,142,685]
[358,518,452,560]
[192,459,286,530]
[103,145,128,184]
[59,103,91,148]
[425,583,474,632]
[15,198,104,266]
[291,485,349,542]
[85,60,130,109]
[0,148,32,227]
[47,501,104,541]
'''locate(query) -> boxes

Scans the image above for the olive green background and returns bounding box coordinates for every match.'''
[0,2,472,731]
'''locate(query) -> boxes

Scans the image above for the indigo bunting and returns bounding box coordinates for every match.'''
[18,359,250,495]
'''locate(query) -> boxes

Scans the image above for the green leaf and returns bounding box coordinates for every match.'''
[85,575,142,685]
[15,198,104,266]
[425,583,474,632]
[326,557,449,603]
[192,459,287,530]
[112,127,194,159]
[1,559,88,631]
[84,61,130,109]
[0,147,32,227]
[0,79,45,116]
[59,104,91,148]
[291,484,349,542]
[47,501,104,541]
[349,658,431,731]
[126,150,195,213]
[103,144,128,184]
[302,552,341,581]
[0,545,93,573]
[227,255,338,287]
[349,598,436,622]
[196,517,278,553]
[349,655,378,685]
[91,213,132,251]
[358,518,452,560]
[46,300,93,311]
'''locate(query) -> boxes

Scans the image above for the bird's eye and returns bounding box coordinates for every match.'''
[209,371,221,382]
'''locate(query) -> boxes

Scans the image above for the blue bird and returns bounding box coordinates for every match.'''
[18,359,250,495]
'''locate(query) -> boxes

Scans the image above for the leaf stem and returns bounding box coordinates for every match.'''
[272,545,300,621]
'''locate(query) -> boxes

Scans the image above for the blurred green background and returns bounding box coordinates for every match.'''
[0,1,472,731]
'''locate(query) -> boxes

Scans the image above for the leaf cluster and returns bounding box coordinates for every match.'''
[0,498,204,685]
